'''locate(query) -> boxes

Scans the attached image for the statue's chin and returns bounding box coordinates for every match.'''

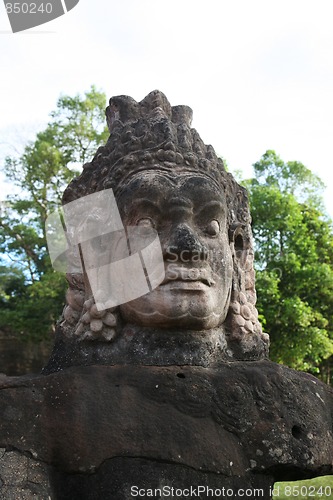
[120,283,231,329]
[120,304,226,330]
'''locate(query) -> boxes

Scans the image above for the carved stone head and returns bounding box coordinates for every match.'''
[48,91,269,371]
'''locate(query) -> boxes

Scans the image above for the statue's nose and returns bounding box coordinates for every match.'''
[165,223,208,261]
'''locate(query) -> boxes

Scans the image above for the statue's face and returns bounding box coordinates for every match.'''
[117,172,233,329]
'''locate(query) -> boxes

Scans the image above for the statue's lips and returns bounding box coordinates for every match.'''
[160,280,210,291]
[161,267,216,288]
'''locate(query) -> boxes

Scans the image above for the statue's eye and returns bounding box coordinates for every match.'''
[206,220,220,236]
[136,217,154,228]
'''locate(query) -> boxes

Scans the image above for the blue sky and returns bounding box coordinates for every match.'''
[1,0,333,217]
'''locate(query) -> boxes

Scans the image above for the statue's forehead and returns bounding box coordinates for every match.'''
[117,172,224,201]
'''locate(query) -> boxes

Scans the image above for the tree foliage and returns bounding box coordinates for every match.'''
[0,86,108,341]
[244,150,333,378]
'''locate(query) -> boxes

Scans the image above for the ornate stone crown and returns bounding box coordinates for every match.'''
[63,90,251,229]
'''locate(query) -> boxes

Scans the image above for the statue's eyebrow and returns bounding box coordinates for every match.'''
[194,200,225,216]
[129,198,162,215]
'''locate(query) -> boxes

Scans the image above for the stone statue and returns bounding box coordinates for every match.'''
[0,91,332,499]
[45,90,269,372]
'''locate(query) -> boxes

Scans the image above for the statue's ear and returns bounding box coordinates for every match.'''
[229,224,250,269]
[226,223,269,359]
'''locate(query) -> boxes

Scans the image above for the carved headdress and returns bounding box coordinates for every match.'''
[64,91,249,224]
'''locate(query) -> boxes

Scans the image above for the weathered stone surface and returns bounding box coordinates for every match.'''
[49,457,274,500]
[0,448,51,499]
[0,362,332,498]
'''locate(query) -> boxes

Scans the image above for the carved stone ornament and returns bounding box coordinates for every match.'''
[0,91,332,499]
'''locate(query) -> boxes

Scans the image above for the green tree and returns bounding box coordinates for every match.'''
[0,86,108,341]
[244,150,333,378]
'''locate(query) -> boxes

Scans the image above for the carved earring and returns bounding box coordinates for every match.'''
[227,228,259,340]
[62,273,120,342]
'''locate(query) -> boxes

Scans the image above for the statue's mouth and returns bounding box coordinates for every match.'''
[162,266,216,287]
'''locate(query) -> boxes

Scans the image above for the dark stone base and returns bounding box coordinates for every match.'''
[0,361,332,498]
[50,457,274,500]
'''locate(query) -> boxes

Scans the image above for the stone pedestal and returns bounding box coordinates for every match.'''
[1,361,332,499]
